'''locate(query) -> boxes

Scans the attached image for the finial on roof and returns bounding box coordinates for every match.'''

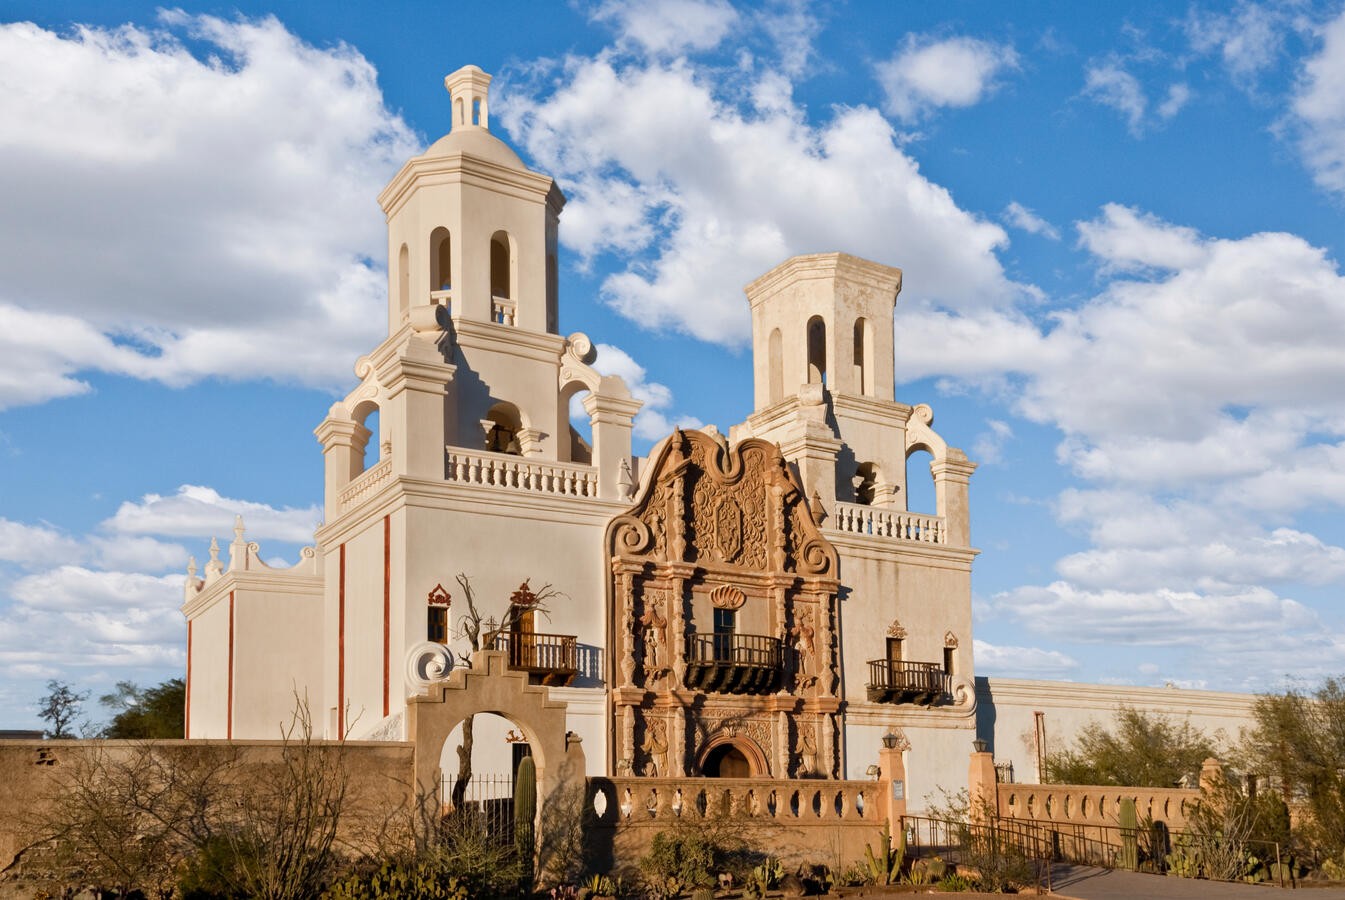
[234,515,245,541]
[204,537,224,582]
[443,65,492,132]
[187,556,198,578]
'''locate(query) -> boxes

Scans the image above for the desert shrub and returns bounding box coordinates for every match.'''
[638,827,718,898]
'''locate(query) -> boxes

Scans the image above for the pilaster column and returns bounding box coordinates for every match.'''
[315,414,369,522]
[931,452,977,547]
[583,385,642,500]
[375,337,456,481]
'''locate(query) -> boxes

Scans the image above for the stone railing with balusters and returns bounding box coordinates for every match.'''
[828,501,945,544]
[998,783,1199,831]
[590,777,878,825]
[490,295,516,325]
[339,457,394,512]
[586,776,885,862]
[444,447,599,498]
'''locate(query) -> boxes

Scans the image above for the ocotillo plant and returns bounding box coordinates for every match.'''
[1118,797,1139,871]
[515,756,537,889]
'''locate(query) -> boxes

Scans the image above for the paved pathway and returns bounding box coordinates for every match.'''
[1048,864,1345,899]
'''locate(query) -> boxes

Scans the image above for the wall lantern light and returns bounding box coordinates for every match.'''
[881,732,899,749]
[973,738,988,753]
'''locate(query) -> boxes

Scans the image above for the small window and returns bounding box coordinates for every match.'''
[807,316,827,385]
[427,605,448,643]
[713,608,736,661]
[943,646,954,675]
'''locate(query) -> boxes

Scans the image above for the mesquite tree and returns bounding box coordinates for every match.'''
[448,573,561,807]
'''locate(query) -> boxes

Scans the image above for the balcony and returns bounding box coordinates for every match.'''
[865,660,950,705]
[683,633,782,694]
[493,631,578,686]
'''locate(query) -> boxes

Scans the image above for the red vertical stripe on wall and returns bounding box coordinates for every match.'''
[383,515,390,718]
[227,591,235,740]
[185,619,193,739]
[338,544,346,739]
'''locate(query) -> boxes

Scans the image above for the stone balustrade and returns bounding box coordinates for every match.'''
[998,782,1199,830]
[590,777,877,825]
[444,447,599,498]
[829,502,945,544]
[586,776,888,865]
[339,457,394,512]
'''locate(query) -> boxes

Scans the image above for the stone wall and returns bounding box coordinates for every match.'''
[0,738,416,873]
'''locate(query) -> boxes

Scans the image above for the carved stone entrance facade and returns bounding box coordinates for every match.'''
[607,429,843,780]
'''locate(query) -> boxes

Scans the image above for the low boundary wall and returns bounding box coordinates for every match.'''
[586,776,891,872]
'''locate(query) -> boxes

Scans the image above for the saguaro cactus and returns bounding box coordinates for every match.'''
[515,756,537,888]
[1118,796,1138,871]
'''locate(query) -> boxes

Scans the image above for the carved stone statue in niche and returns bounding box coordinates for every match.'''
[641,718,669,777]
[797,723,818,777]
[792,608,818,690]
[639,594,668,684]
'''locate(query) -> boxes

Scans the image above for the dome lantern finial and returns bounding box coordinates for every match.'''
[444,65,492,133]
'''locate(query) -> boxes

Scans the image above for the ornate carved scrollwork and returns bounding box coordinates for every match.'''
[709,584,746,610]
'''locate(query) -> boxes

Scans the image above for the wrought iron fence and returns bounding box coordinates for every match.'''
[441,772,516,847]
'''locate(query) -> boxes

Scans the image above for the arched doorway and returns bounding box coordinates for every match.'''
[703,743,751,778]
[697,735,769,778]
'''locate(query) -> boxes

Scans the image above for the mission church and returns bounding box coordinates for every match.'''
[180,66,1258,808]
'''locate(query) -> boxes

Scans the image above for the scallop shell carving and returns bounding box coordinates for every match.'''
[709,584,746,610]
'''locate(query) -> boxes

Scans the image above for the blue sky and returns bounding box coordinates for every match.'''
[2,0,1344,729]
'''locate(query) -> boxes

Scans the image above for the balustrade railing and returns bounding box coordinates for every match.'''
[865,659,950,705]
[444,447,599,498]
[590,777,876,826]
[998,783,1200,830]
[339,457,393,512]
[829,501,944,544]
[492,631,578,686]
[491,295,516,325]
[683,633,782,694]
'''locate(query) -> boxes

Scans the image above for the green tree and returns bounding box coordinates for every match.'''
[101,678,185,739]
[37,679,88,739]
[1245,677,1345,860]
[1044,706,1215,787]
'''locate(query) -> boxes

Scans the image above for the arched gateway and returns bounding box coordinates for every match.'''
[405,649,586,803]
[606,429,842,780]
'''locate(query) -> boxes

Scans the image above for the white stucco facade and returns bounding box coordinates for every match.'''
[180,66,1260,809]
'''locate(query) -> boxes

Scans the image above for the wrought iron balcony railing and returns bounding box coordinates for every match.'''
[683,633,782,694]
[493,631,578,686]
[865,659,950,705]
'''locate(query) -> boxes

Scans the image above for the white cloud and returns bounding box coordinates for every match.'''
[1291,6,1345,196]
[996,581,1319,646]
[590,0,739,56]
[1002,202,1060,240]
[591,343,703,441]
[1157,82,1191,120]
[0,519,84,569]
[973,639,1080,677]
[1186,2,1288,82]
[501,53,1022,345]
[105,485,321,544]
[875,35,1019,122]
[0,15,419,410]
[1082,62,1148,135]
[972,419,1014,465]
